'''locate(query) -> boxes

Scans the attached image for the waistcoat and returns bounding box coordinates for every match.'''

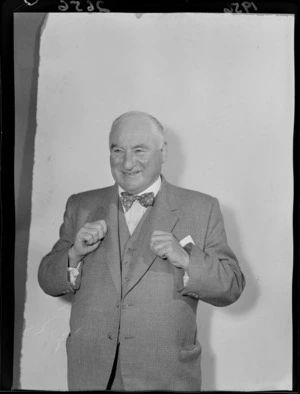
[117,199,152,297]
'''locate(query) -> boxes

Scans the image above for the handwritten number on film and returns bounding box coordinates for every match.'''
[87,0,94,11]
[58,0,110,12]
[224,2,258,13]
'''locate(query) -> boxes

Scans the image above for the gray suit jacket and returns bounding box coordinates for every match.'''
[38,177,245,391]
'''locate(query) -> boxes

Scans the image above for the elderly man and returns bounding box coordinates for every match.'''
[38,111,245,391]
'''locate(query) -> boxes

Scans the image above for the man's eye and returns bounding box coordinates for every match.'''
[112,149,122,154]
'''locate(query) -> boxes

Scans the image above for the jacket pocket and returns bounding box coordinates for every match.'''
[180,340,202,362]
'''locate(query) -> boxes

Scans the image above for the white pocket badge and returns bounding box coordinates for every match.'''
[179,235,195,247]
[179,235,195,287]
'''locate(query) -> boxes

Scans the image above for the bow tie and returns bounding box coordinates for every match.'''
[120,192,155,212]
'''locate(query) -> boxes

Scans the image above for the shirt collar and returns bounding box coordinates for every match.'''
[118,175,161,197]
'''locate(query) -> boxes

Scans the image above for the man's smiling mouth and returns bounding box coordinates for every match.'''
[123,171,141,176]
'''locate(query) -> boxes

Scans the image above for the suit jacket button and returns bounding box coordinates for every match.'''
[108,333,113,340]
[123,303,128,309]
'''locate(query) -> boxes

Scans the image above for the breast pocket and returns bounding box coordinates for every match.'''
[180,340,202,362]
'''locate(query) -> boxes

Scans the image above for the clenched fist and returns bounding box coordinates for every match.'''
[68,220,107,266]
[150,230,190,271]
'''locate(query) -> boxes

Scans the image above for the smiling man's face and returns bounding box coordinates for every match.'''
[109,113,167,194]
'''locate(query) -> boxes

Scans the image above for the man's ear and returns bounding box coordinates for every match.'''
[161,141,168,163]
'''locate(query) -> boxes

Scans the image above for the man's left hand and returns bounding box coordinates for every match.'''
[150,231,190,271]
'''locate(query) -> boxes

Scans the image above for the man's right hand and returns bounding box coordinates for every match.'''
[68,220,107,266]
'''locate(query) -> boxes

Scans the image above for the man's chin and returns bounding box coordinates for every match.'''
[123,181,158,195]
[120,177,143,194]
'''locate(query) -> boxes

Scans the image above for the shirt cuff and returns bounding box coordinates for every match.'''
[67,261,82,286]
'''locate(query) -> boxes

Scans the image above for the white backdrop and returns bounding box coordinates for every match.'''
[20,13,294,390]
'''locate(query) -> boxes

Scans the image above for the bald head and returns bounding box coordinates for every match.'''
[110,111,165,147]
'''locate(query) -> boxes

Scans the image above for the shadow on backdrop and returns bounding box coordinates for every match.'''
[222,205,260,316]
[204,204,259,389]
[13,13,48,389]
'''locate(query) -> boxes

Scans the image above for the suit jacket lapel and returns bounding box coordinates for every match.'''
[123,179,179,296]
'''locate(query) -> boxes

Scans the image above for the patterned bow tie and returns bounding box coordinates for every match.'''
[120,192,155,212]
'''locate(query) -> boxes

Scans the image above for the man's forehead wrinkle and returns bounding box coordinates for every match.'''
[111,126,159,142]
[115,119,153,134]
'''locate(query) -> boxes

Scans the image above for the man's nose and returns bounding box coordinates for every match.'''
[123,152,135,170]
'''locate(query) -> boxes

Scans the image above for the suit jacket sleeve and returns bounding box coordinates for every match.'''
[38,194,81,296]
[179,198,245,306]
